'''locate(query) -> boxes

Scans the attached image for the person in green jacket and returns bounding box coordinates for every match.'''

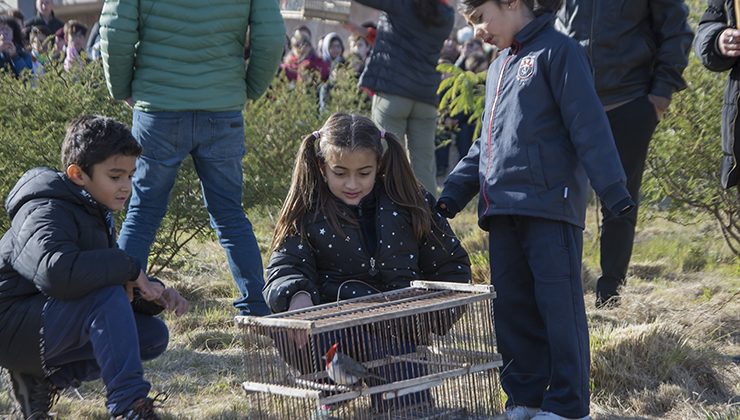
[99,0,285,317]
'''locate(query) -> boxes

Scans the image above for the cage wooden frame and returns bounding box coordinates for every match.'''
[237,281,504,419]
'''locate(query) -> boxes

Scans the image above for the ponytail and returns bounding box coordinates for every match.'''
[271,132,323,251]
[379,132,432,240]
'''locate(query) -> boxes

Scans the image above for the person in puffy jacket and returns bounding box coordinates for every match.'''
[695,0,740,193]
[0,116,188,419]
[438,1,634,419]
[353,0,455,194]
[556,0,693,307]
[100,0,285,317]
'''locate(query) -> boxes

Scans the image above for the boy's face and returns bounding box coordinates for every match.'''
[74,154,137,211]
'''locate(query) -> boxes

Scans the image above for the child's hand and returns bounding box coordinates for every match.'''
[156,288,189,317]
[131,270,165,302]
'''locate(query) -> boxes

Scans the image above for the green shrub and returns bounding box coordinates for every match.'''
[0,62,369,274]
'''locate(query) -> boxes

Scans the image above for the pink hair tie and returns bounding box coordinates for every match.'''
[312,131,321,139]
[379,129,386,139]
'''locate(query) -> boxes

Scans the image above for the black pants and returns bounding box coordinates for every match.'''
[600,96,659,284]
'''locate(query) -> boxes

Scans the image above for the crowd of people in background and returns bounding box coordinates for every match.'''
[2,3,500,184]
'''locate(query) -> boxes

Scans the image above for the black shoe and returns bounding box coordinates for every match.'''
[595,275,622,309]
[9,370,58,419]
[114,394,167,420]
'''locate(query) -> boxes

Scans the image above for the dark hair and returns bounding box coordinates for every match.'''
[61,115,142,178]
[412,0,448,27]
[272,113,432,250]
[0,16,23,46]
[64,20,87,40]
[459,0,562,16]
[10,9,24,22]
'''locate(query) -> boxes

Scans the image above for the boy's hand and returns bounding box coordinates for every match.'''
[156,288,190,317]
[131,270,165,302]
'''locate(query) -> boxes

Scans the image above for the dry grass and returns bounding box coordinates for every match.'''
[1,206,738,419]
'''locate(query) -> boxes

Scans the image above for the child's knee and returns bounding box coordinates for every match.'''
[138,315,169,360]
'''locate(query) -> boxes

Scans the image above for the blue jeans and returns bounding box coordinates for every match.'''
[42,286,169,415]
[119,110,269,316]
[488,216,589,418]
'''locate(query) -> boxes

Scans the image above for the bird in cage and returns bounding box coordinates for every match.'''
[324,343,385,387]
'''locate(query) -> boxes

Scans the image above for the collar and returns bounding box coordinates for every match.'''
[512,12,555,53]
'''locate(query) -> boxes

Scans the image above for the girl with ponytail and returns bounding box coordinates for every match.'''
[438,0,631,419]
[265,113,470,315]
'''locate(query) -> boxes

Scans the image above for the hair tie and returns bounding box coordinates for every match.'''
[312,130,321,139]
[379,129,386,140]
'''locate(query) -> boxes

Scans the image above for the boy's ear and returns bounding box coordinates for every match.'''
[66,164,87,187]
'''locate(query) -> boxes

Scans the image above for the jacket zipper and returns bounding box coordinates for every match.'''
[482,52,515,213]
[356,204,379,276]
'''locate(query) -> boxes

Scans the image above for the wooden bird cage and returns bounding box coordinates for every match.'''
[280,0,351,22]
[236,281,504,419]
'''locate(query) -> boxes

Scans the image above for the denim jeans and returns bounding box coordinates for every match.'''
[119,110,269,316]
[42,286,169,415]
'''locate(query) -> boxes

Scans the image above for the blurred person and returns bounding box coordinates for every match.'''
[347,34,370,77]
[0,16,33,77]
[63,20,87,71]
[695,0,740,193]
[321,32,345,68]
[28,25,50,75]
[100,0,285,317]
[281,28,329,83]
[556,0,693,308]
[352,0,455,194]
[24,0,63,35]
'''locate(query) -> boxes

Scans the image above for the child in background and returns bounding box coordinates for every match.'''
[437,1,634,419]
[63,19,86,71]
[0,115,188,420]
[347,34,369,78]
[28,25,50,75]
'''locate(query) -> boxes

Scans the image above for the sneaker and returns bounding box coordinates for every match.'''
[9,370,58,419]
[114,395,167,420]
[595,275,622,309]
[494,405,541,420]
[531,411,591,420]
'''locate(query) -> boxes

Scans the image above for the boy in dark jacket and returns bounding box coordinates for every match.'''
[0,115,188,419]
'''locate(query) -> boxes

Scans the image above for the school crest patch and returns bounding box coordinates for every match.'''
[516,55,536,82]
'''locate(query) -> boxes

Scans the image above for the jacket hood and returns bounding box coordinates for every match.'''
[4,167,102,219]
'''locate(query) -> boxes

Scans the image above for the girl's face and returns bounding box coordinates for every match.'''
[328,39,343,60]
[465,0,519,49]
[322,148,378,206]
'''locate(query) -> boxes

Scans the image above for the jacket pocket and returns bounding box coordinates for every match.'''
[527,143,548,190]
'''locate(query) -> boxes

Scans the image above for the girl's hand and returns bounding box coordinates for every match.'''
[718,28,740,57]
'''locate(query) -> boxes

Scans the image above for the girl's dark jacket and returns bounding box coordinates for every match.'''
[695,0,740,189]
[263,186,471,313]
[0,167,140,376]
[354,0,454,106]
